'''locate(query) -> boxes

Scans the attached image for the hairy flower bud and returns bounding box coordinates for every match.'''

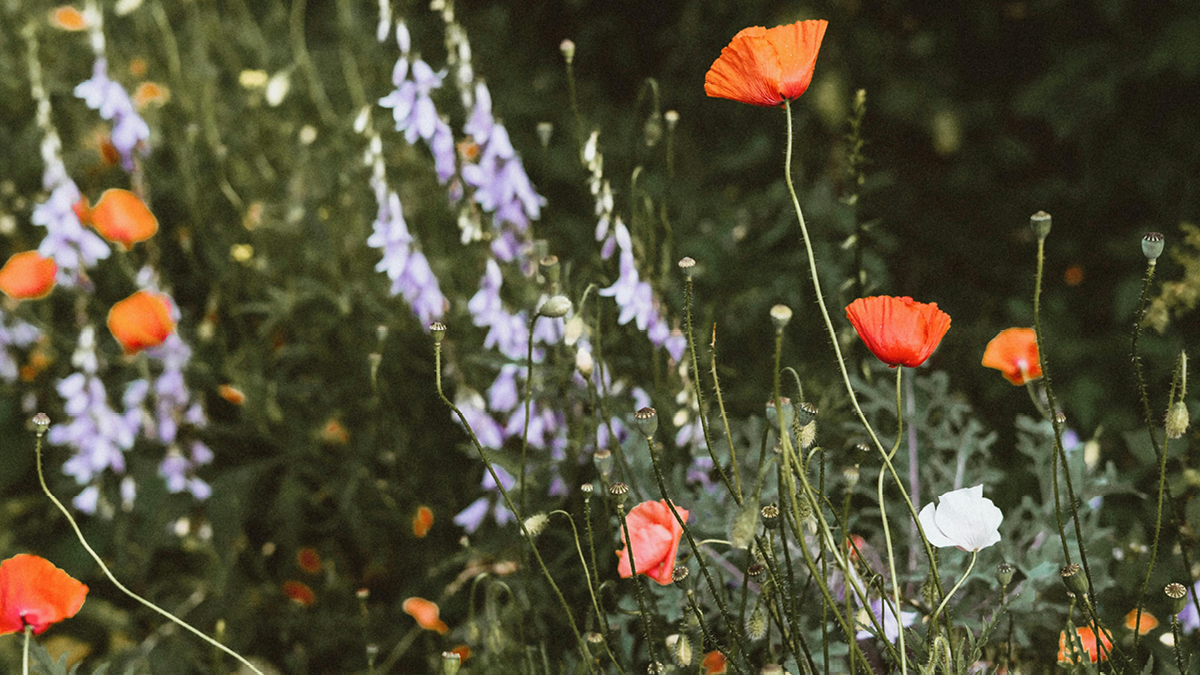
[1166,401,1190,439]
[538,295,572,318]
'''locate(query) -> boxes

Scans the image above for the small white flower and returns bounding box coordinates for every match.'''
[918,485,1003,552]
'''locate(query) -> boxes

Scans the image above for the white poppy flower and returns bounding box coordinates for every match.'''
[918,485,1003,552]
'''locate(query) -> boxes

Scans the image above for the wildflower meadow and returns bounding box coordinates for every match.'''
[1,0,1198,673]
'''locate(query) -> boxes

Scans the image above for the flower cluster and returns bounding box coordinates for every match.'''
[75,58,150,171]
[378,22,456,184]
[599,220,686,361]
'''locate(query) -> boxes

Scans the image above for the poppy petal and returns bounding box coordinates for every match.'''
[0,554,88,635]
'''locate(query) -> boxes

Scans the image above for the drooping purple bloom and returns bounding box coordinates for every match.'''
[74,58,149,171]
[365,185,446,325]
[599,220,685,360]
[379,57,457,184]
[454,465,517,533]
[32,179,110,285]
[0,313,42,383]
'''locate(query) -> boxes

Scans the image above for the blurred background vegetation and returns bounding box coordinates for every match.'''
[0,0,1197,672]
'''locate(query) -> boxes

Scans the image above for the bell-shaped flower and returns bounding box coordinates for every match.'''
[917,485,1002,552]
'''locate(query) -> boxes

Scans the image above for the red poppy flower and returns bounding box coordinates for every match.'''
[704,20,828,107]
[403,597,449,634]
[1058,625,1113,663]
[412,505,434,538]
[282,580,315,607]
[0,251,57,300]
[0,554,88,635]
[981,328,1041,385]
[76,189,159,250]
[616,500,689,585]
[1123,609,1158,635]
[845,296,951,368]
[701,650,728,675]
[296,548,321,574]
[107,290,176,354]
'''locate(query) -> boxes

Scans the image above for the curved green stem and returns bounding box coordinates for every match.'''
[929,551,977,627]
[616,503,659,669]
[780,99,943,605]
[34,427,265,675]
[682,276,740,504]
[875,366,908,674]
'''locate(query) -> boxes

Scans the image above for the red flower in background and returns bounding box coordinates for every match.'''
[412,505,434,538]
[282,580,315,607]
[845,296,951,368]
[403,597,449,634]
[107,289,176,354]
[0,251,57,300]
[616,500,689,585]
[981,327,1042,385]
[75,188,159,250]
[0,554,88,635]
[704,20,828,107]
[1058,625,1113,663]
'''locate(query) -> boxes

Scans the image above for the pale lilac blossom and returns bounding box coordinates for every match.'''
[74,59,149,170]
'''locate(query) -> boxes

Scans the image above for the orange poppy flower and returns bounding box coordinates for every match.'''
[616,500,689,585]
[77,189,159,250]
[1123,608,1158,635]
[701,650,728,675]
[133,82,170,109]
[448,644,471,662]
[704,20,828,107]
[845,296,951,368]
[981,328,1042,385]
[0,554,88,635]
[296,548,321,574]
[49,6,87,31]
[0,251,58,300]
[107,290,176,354]
[412,505,434,538]
[217,384,246,405]
[1057,626,1113,664]
[282,580,315,607]
[403,597,449,634]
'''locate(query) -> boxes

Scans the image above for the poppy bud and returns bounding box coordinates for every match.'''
[1142,232,1165,262]
[1061,563,1088,595]
[430,321,446,345]
[761,503,780,530]
[664,110,679,131]
[769,304,792,330]
[538,295,572,318]
[560,39,575,63]
[594,450,613,482]
[745,606,767,640]
[669,633,693,667]
[765,396,793,432]
[1165,401,1189,440]
[608,481,629,506]
[997,563,1016,586]
[576,348,594,377]
[635,407,658,437]
[32,412,51,434]
[730,501,760,549]
[796,401,818,426]
[523,513,549,538]
[1030,211,1052,239]
[678,256,696,279]
[586,632,606,656]
[1165,583,1189,615]
[580,482,594,496]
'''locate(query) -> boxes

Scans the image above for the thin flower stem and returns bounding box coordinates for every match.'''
[520,313,537,519]
[615,504,660,669]
[710,329,743,501]
[1134,351,1183,659]
[33,427,265,675]
[1171,616,1187,675]
[23,625,30,675]
[929,551,977,626]
[875,366,907,675]
[644,433,748,670]
[780,99,944,604]
[549,510,627,675]
[1032,237,1072,566]
[434,342,595,674]
[682,277,741,504]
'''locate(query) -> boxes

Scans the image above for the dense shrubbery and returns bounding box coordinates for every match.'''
[0,0,1197,673]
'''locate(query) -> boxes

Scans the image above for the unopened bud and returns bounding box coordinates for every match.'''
[580,482,593,496]
[635,407,658,437]
[536,122,554,148]
[539,295,572,318]
[523,513,549,538]
[560,39,575,63]
[664,110,679,130]
[997,563,1016,586]
[843,465,860,487]
[745,606,767,640]
[430,322,446,345]
[678,256,696,279]
[796,401,818,427]
[1166,401,1190,439]
[760,665,784,675]
[586,632,605,655]
[669,633,692,667]
[761,503,780,530]
[1166,582,1189,615]
[766,396,793,432]
[672,565,690,586]
[770,304,793,330]
[609,481,629,506]
[593,450,613,482]
[32,412,51,434]
[1031,211,1052,239]
[1061,563,1088,595]
[1142,232,1165,262]
[442,652,461,675]
[576,349,594,377]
